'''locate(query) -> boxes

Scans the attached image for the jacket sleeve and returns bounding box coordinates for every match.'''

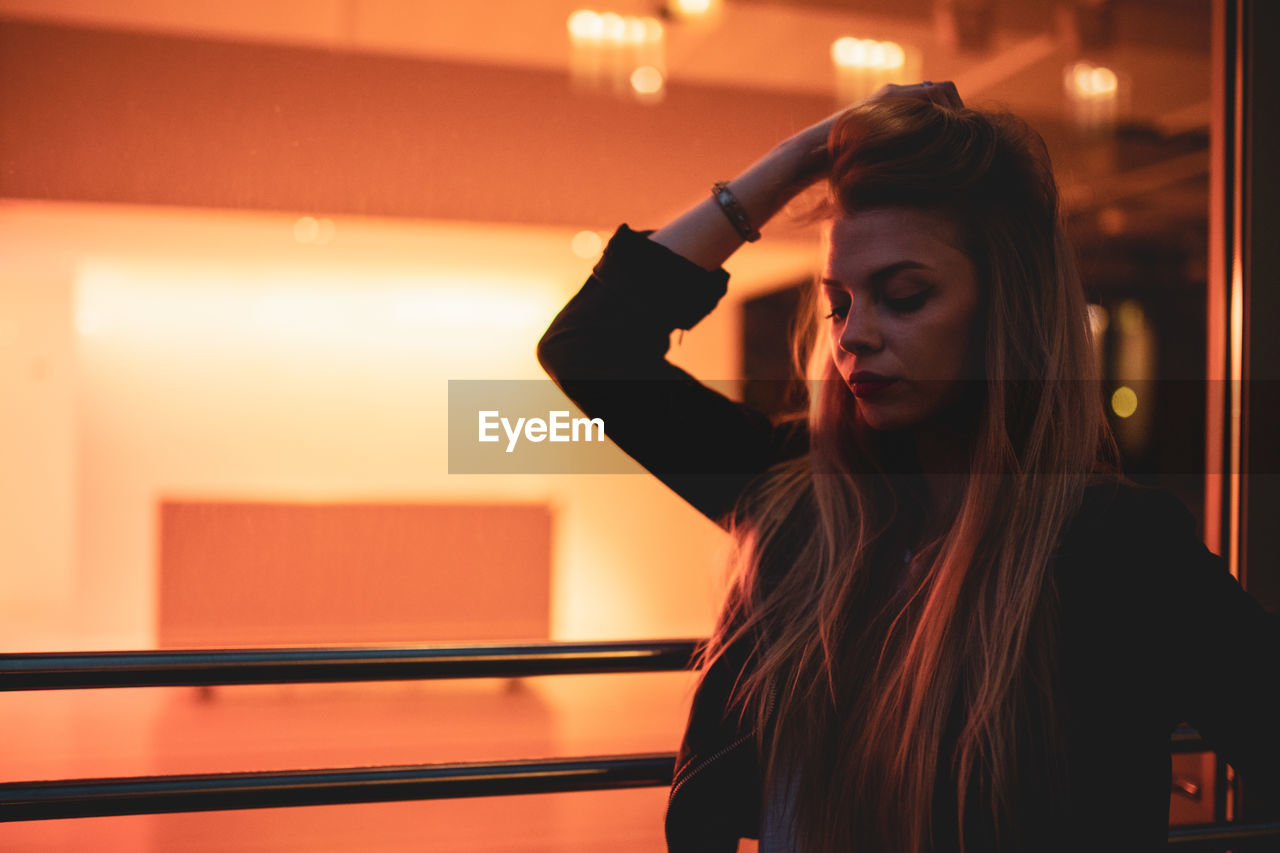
[1154,490,1280,791]
[536,224,808,530]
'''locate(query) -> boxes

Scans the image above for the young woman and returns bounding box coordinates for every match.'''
[537,83,1280,852]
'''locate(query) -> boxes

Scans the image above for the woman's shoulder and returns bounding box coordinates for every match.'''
[1069,475,1197,538]
[1056,475,1217,590]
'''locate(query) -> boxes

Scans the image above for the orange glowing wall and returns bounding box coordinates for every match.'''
[0,14,823,653]
[158,501,552,647]
[0,203,819,653]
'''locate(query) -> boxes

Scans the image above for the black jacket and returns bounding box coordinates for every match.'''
[536,224,1280,852]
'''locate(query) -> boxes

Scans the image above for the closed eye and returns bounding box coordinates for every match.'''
[885,291,929,313]
[824,291,928,320]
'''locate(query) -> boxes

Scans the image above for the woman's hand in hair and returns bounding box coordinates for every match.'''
[785,81,963,187]
[646,82,961,270]
[875,80,964,109]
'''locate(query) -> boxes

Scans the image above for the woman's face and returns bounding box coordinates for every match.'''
[821,207,983,432]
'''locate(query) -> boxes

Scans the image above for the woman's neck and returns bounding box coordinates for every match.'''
[909,421,974,540]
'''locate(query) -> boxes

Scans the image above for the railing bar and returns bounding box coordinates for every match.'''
[1167,820,1280,849]
[0,754,677,822]
[0,640,705,691]
[3,757,1278,849]
[0,641,1211,753]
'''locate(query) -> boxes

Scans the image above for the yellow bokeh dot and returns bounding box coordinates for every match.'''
[1111,385,1138,419]
[630,65,664,95]
[293,216,319,243]
[571,230,604,259]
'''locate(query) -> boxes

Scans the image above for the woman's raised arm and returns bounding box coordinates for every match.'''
[537,82,960,527]
[535,220,808,529]
[535,130,826,527]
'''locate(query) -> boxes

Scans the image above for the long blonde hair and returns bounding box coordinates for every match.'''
[698,98,1118,852]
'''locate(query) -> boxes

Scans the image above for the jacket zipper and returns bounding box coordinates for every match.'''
[665,681,779,824]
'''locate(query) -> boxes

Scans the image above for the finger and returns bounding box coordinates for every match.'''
[878,81,946,103]
[923,80,964,108]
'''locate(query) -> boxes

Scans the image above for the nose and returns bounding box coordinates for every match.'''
[838,300,883,354]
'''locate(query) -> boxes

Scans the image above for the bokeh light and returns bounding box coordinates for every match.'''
[570,230,604,259]
[566,9,603,41]
[630,65,664,95]
[1111,385,1139,418]
[831,37,905,70]
[1067,61,1118,99]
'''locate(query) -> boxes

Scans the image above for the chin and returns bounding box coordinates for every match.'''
[854,401,919,432]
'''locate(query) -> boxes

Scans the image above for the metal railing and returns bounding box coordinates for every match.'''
[0,639,702,691]
[0,754,676,822]
[1,639,1275,850]
[0,640,696,826]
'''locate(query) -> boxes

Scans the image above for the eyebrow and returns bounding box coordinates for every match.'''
[821,261,932,290]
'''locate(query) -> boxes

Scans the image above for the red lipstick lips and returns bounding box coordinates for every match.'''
[850,371,898,398]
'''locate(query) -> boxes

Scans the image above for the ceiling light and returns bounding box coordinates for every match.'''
[666,0,721,23]
[1067,61,1117,98]
[832,37,906,70]
[568,10,666,104]
[832,38,912,104]
[1063,60,1120,131]
[567,10,604,41]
